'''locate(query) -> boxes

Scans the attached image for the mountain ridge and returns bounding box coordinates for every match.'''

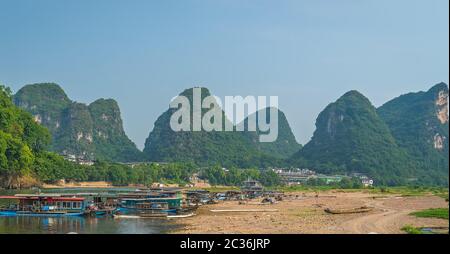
[290,89,416,185]
[377,82,449,185]
[240,107,302,158]
[13,83,143,162]
[143,87,283,167]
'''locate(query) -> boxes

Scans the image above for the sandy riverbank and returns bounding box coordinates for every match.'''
[172,191,448,234]
[42,181,113,188]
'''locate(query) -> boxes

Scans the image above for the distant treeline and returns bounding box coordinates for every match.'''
[35,158,282,187]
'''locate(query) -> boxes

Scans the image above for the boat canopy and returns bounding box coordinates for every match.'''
[0,195,84,201]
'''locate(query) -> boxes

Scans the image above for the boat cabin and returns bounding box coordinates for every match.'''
[121,197,181,209]
[0,194,86,212]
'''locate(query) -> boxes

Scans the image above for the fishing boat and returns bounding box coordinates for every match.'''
[0,194,88,217]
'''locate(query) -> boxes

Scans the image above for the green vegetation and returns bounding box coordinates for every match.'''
[13,83,71,135]
[1,84,51,188]
[272,179,364,193]
[241,107,302,158]
[83,162,197,186]
[56,102,96,161]
[201,186,240,193]
[1,84,146,188]
[88,99,144,162]
[367,186,449,197]
[13,83,143,162]
[401,225,423,234]
[3,83,448,188]
[143,87,284,168]
[378,83,449,186]
[33,161,282,188]
[270,182,450,195]
[291,90,416,186]
[200,165,281,187]
[410,208,449,220]
[0,86,291,188]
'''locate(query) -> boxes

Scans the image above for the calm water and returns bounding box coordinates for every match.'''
[0,188,181,234]
[0,216,179,234]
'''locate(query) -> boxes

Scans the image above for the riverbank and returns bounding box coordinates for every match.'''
[42,181,113,189]
[172,191,448,234]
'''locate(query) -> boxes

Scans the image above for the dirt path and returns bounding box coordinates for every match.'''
[340,199,409,233]
[339,196,447,234]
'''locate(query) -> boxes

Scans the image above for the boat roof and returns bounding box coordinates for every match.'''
[12,193,115,198]
[68,193,117,197]
[0,195,84,201]
[15,194,63,197]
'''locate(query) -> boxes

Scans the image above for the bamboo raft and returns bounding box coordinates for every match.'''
[324,206,374,214]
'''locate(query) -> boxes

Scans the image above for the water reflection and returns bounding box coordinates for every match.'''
[0,188,181,234]
[0,216,179,234]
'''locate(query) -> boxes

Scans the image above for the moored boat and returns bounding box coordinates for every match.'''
[324,206,374,214]
[0,194,88,217]
[0,210,85,217]
[119,199,178,214]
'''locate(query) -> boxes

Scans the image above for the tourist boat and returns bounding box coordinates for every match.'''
[118,190,182,214]
[0,194,88,217]
[119,200,177,214]
[72,192,119,216]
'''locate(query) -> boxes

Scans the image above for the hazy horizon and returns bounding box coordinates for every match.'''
[1,0,448,149]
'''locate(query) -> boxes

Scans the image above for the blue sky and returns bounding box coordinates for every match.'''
[0,0,448,149]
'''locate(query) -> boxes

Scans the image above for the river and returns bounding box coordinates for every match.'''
[0,188,181,234]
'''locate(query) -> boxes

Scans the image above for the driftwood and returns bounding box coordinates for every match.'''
[324,206,374,214]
